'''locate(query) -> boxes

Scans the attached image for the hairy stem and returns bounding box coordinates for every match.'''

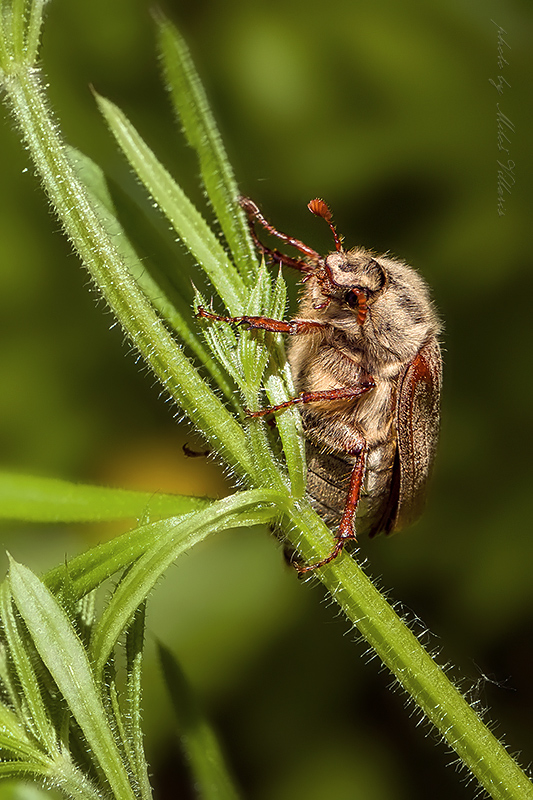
[1,67,256,480]
[289,503,533,800]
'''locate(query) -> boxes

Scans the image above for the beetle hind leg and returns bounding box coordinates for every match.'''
[294,536,347,574]
[296,440,367,574]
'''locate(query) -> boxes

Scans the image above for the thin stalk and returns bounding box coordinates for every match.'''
[51,754,104,800]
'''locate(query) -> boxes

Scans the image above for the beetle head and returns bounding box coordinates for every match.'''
[306,199,387,326]
[292,199,440,363]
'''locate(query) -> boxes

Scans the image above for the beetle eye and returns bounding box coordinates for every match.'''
[345,289,362,309]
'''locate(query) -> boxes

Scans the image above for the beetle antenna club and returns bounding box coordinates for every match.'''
[307,198,344,252]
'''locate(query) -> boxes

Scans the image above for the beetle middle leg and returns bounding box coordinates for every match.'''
[248,383,374,573]
[246,383,375,417]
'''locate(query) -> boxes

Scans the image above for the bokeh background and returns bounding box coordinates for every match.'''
[0,0,531,798]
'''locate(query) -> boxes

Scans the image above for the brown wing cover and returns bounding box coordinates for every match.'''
[392,339,442,532]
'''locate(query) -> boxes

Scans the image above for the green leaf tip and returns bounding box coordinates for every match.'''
[156,14,259,285]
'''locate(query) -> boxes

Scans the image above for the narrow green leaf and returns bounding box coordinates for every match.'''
[195,269,291,491]
[0,585,58,754]
[9,0,28,62]
[69,146,237,408]
[254,268,305,496]
[0,472,212,523]
[43,486,283,604]
[95,92,246,315]
[264,366,306,497]
[238,268,271,394]
[263,335,305,496]
[157,15,258,284]
[90,489,286,676]
[44,513,195,599]
[0,0,47,71]
[25,0,46,66]
[159,644,240,800]
[106,669,135,792]
[0,762,53,781]
[0,640,21,717]
[194,289,244,389]
[125,604,152,800]
[9,560,136,800]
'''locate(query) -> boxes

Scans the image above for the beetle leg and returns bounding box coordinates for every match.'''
[296,439,367,574]
[246,382,375,417]
[240,196,321,272]
[197,307,327,335]
[198,300,373,573]
[183,443,211,458]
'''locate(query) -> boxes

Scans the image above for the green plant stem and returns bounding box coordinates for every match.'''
[1,67,256,481]
[288,503,533,800]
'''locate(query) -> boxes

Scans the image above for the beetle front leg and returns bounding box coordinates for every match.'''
[197,306,327,335]
[239,196,320,273]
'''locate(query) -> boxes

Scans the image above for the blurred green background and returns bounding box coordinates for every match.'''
[0,0,531,798]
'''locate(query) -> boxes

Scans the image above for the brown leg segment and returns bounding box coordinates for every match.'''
[296,440,367,574]
[243,380,373,574]
[183,443,211,458]
[239,196,321,272]
[246,383,375,418]
[197,307,327,336]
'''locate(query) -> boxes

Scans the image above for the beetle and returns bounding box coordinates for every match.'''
[198,197,442,572]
